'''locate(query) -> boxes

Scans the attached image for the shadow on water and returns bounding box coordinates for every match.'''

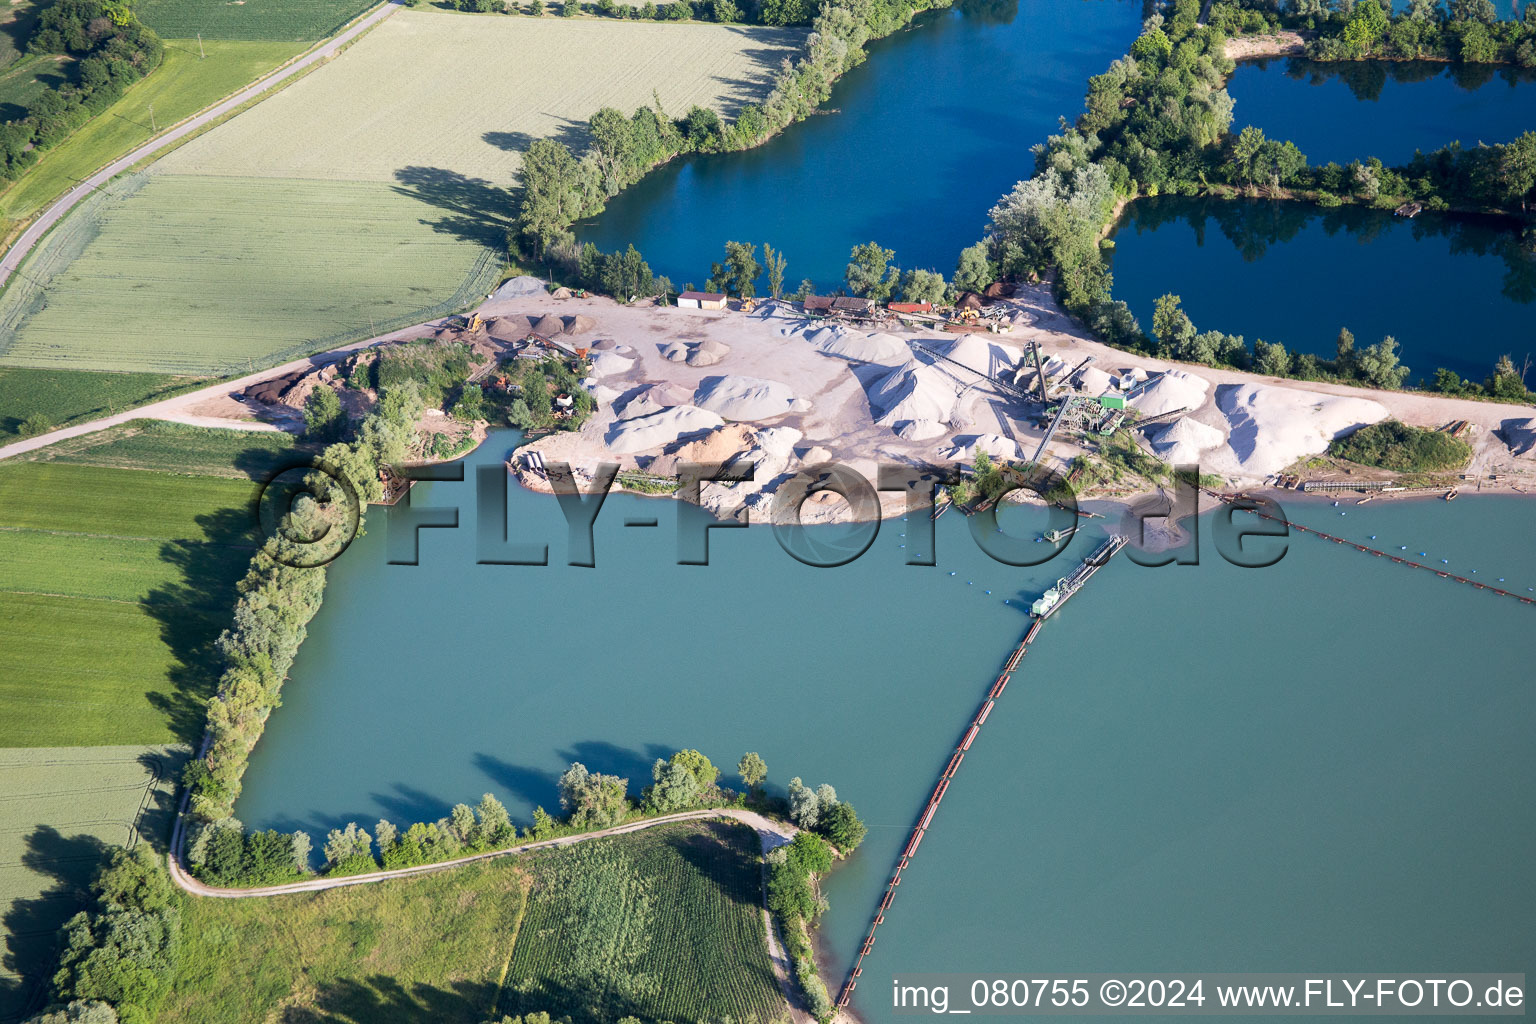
[1119,195,1536,302]
[1253,55,1536,102]
[391,166,517,250]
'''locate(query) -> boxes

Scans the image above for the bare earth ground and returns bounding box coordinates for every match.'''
[1224,31,1307,60]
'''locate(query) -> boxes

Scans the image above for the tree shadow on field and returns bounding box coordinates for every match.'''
[392,166,517,250]
[143,448,281,744]
[275,975,498,1024]
[482,130,534,154]
[0,829,112,1023]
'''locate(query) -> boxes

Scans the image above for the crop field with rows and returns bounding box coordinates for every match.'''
[134,0,379,41]
[0,463,262,747]
[0,174,501,375]
[21,420,311,480]
[159,12,804,186]
[0,745,184,1022]
[500,818,783,1024]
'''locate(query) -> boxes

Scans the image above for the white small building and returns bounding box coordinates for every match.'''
[677,290,727,310]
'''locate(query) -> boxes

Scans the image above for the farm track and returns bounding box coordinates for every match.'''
[0,0,404,290]
[168,808,795,898]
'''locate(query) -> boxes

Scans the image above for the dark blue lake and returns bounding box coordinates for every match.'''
[578,0,1143,290]
[1230,57,1536,166]
[1108,196,1536,382]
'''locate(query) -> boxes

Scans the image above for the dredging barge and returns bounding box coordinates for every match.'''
[1030,533,1128,618]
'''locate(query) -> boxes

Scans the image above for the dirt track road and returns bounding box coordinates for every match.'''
[0,0,402,290]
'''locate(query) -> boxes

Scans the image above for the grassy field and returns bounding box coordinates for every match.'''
[155,820,783,1024]
[137,0,379,41]
[0,39,305,223]
[0,173,502,374]
[160,860,530,1024]
[0,744,185,1022]
[502,819,783,1024]
[0,462,264,747]
[161,12,802,186]
[0,0,42,71]
[0,53,73,122]
[0,368,210,441]
[18,419,310,478]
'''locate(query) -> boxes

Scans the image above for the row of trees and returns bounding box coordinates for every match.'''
[182,383,426,825]
[513,0,959,261]
[448,0,819,25]
[0,0,165,180]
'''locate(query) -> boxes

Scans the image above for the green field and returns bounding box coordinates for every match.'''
[502,819,783,1024]
[0,173,502,374]
[160,859,529,1024]
[19,419,311,478]
[0,39,306,222]
[137,0,379,42]
[0,368,209,441]
[0,744,185,1022]
[0,53,74,122]
[0,462,263,747]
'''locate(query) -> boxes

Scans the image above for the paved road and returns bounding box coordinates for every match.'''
[0,0,403,290]
[168,807,796,897]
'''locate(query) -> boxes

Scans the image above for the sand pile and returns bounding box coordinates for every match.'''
[940,433,1022,461]
[693,375,801,421]
[486,316,530,343]
[619,382,692,420]
[1150,416,1224,464]
[1502,417,1536,456]
[867,357,958,427]
[588,352,635,377]
[533,314,565,337]
[801,445,832,464]
[815,330,908,364]
[494,275,545,299]
[1214,383,1389,477]
[566,314,597,335]
[942,335,1013,377]
[605,405,724,455]
[1077,366,1114,395]
[1130,370,1210,418]
[757,426,804,458]
[589,384,623,406]
[663,339,731,366]
[896,418,947,440]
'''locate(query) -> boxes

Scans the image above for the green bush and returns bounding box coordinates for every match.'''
[1327,420,1472,473]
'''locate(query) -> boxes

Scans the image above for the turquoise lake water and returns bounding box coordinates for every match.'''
[1229,58,1536,166]
[1107,196,1536,382]
[577,0,1143,291]
[236,433,1536,1021]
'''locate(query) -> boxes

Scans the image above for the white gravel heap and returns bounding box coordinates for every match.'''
[895,418,947,440]
[588,352,635,377]
[693,375,801,421]
[940,433,1022,461]
[1150,416,1224,464]
[1501,417,1536,456]
[1214,382,1389,477]
[1077,366,1114,396]
[756,426,804,458]
[663,339,731,366]
[493,275,545,299]
[1130,369,1210,418]
[605,405,724,455]
[942,335,1014,377]
[867,357,959,427]
[814,329,909,364]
